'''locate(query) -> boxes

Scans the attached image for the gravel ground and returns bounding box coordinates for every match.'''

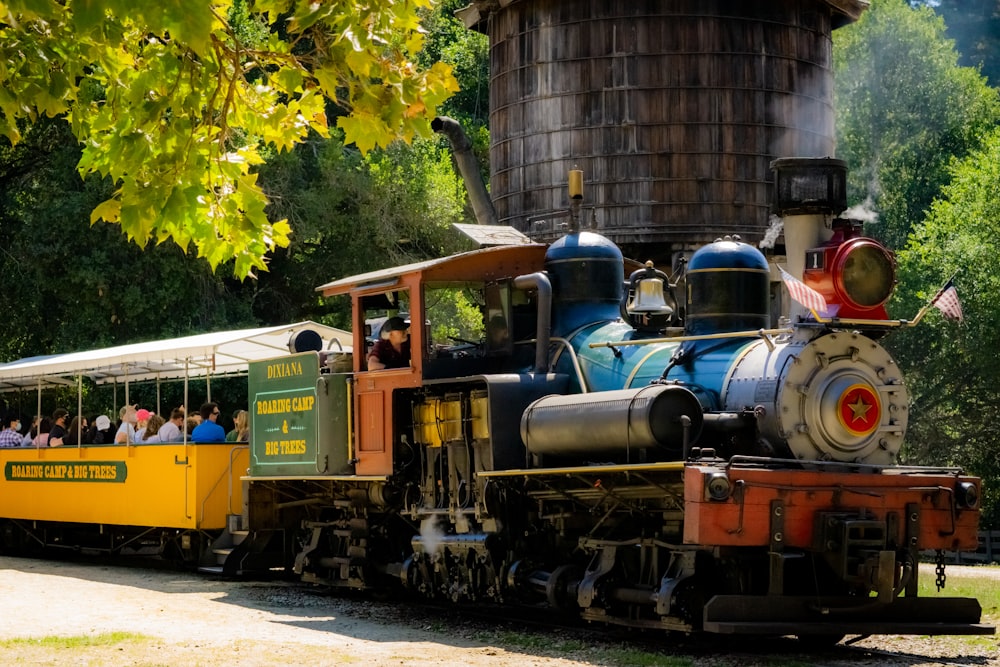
[0,555,996,666]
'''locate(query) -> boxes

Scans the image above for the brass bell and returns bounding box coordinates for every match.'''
[630,275,673,314]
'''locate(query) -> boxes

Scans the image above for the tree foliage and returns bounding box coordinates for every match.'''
[911,0,1000,86]
[886,128,1000,527]
[250,133,470,329]
[0,117,255,361]
[0,0,458,277]
[834,0,1000,248]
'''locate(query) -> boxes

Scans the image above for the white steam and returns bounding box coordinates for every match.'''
[759,215,784,249]
[420,516,444,557]
[842,196,879,224]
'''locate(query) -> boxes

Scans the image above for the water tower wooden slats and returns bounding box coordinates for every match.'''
[458,0,868,262]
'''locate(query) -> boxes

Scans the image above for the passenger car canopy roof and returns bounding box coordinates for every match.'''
[0,322,351,392]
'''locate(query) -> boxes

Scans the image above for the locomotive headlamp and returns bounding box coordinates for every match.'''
[706,473,732,501]
[830,239,894,308]
[803,219,896,319]
[956,481,980,509]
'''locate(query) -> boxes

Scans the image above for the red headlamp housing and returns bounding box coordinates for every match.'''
[802,219,895,320]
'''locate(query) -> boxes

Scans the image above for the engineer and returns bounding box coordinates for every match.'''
[367,316,411,370]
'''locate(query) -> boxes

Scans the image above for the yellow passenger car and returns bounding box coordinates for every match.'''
[0,441,247,563]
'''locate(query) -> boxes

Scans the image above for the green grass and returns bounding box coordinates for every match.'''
[918,565,1000,619]
[600,648,694,666]
[0,631,153,649]
[916,565,1000,649]
[484,630,587,652]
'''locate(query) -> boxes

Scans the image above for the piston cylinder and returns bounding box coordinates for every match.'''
[520,384,703,457]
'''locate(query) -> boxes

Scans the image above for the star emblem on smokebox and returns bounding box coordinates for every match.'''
[847,395,873,422]
[837,384,881,437]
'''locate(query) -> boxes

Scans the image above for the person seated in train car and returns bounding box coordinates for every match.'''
[226,409,249,442]
[0,413,23,448]
[225,409,241,441]
[133,408,152,440]
[185,416,199,438]
[140,414,165,444]
[47,408,70,447]
[367,316,411,371]
[115,405,138,444]
[32,417,51,447]
[157,407,186,443]
[191,402,226,443]
[63,416,91,446]
[89,414,114,444]
[21,415,38,446]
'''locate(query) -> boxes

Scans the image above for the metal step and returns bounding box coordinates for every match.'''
[213,546,234,565]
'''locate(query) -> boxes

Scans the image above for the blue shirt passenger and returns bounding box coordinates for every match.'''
[191,402,226,443]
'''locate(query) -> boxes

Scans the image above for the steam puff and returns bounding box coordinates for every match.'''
[759,215,784,249]
[842,196,879,224]
[420,516,444,556]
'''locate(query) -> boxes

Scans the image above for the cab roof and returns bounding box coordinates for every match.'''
[316,244,548,297]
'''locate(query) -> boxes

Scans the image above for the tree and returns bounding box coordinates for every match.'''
[0,0,458,277]
[911,0,1000,86]
[886,128,1000,528]
[0,116,255,361]
[250,132,470,328]
[834,0,1000,249]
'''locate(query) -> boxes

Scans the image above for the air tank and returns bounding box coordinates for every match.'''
[457,0,868,261]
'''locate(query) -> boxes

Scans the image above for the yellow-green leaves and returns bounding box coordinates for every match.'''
[0,0,457,278]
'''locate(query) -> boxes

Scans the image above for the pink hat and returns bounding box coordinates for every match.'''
[136,409,152,421]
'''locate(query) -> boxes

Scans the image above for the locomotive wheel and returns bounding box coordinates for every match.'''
[546,564,580,610]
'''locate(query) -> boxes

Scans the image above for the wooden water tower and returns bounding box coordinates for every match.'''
[457,0,868,261]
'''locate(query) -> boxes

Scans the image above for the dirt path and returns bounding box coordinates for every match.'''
[0,556,996,666]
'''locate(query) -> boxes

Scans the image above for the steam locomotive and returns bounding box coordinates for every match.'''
[237,160,992,641]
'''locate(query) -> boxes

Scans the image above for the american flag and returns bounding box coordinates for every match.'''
[778,266,828,315]
[931,278,964,322]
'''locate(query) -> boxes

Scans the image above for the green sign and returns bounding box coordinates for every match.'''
[249,352,320,469]
[5,461,127,483]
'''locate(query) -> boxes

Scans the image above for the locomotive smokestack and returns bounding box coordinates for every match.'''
[770,158,848,320]
[432,116,499,226]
